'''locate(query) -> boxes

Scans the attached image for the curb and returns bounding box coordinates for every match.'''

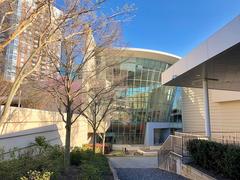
[108,158,120,180]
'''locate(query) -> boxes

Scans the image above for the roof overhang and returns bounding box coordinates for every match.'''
[105,48,180,65]
[162,16,240,91]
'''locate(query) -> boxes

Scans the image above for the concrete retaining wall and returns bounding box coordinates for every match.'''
[161,152,216,180]
[0,106,89,153]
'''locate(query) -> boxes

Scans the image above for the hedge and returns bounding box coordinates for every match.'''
[82,143,112,154]
[70,148,112,179]
[187,139,240,179]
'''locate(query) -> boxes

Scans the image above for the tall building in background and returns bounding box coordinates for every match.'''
[1,0,62,81]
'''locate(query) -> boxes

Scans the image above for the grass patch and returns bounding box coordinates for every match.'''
[108,150,126,156]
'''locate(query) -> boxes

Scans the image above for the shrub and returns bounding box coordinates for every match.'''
[82,144,102,153]
[0,144,64,180]
[81,163,101,180]
[79,149,94,161]
[35,136,49,148]
[82,143,112,154]
[187,139,240,179]
[80,153,111,180]
[20,170,53,180]
[70,147,82,166]
[0,142,112,180]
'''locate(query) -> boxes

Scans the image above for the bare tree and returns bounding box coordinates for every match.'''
[0,0,133,124]
[100,117,111,155]
[99,105,131,154]
[0,0,62,123]
[0,0,52,51]
[0,0,134,171]
[82,79,117,154]
[32,3,133,170]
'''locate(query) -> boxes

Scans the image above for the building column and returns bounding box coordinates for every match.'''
[202,79,211,138]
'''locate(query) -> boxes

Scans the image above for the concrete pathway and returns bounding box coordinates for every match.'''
[109,157,158,168]
[108,157,186,180]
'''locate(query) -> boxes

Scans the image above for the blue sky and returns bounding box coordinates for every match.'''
[120,0,240,57]
[57,0,240,57]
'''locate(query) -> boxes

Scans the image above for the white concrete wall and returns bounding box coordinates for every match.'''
[0,125,62,151]
[144,122,182,146]
[0,106,89,153]
[182,88,240,133]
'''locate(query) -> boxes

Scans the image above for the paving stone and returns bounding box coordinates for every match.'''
[108,157,187,180]
[116,168,187,180]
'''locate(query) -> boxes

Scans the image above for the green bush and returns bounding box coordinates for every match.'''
[20,170,53,180]
[35,136,49,148]
[80,152,111,180]
[0,141,112,180]
[82,144,102,153]
[81,163,102,180]
[70,147,82,166]
[82,143,112,154]
[0,143,64,180]
[187,139,240,179]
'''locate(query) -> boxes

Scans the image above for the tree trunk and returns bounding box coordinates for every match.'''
[93,129,96,154]
[102,132,106,155]
[64,114,72,171]
[0,48,43,124]
[0,80,21,123]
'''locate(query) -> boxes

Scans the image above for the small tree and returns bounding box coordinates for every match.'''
[100,105,131,154]
[82,79,117,154]
[100,117,112,155]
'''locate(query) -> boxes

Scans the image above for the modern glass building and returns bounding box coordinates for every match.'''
[104,48,182,145]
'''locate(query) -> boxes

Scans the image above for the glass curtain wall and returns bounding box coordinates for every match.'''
[106,57,176,144]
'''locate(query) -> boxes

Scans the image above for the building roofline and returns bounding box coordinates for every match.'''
[122,48,181,59]
[108,47,181,64]
[161,15,240,90]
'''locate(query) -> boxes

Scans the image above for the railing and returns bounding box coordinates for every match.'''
[178,131,240,146]
[158,131,240,171]
[158,135,172,169]
[158,132,207,170]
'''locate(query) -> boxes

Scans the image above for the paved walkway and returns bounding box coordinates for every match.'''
[108,157,186,180]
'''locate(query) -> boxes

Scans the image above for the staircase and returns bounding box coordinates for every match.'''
[158,132,240,179]
[157,132,206,171]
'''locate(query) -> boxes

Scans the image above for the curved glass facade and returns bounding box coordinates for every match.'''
[106,56,177,144]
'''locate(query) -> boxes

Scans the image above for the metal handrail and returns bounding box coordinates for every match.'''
[158,131,240,171]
